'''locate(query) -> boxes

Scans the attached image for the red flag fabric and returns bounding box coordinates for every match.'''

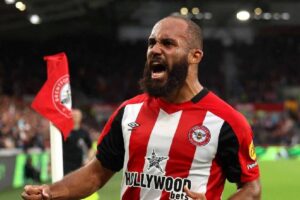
[31,52,73,140]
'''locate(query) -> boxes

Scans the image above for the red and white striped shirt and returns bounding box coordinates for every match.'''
[97,88,260,200]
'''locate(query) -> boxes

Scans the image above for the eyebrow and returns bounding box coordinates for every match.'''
[148,37,155,43]
[148,37,177,45]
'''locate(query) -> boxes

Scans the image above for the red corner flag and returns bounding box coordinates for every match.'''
[31,52,73,140]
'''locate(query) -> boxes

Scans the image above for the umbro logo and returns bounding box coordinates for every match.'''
[128,122,140,131]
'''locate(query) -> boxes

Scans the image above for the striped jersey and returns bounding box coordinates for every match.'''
[96,88,260,200]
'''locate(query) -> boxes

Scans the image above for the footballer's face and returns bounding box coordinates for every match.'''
[140,18,190,97]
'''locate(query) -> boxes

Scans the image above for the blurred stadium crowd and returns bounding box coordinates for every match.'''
[0,33,300,149]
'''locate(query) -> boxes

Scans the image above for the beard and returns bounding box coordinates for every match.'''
[139,56,188,98]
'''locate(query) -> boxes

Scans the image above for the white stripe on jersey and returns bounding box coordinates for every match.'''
[187,111,224,193]
[121,102,144,198]
[140,109,182,200]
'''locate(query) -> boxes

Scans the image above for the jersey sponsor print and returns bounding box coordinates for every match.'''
[97,89,260,200]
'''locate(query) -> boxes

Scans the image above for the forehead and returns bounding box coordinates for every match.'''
[149,18,188,40]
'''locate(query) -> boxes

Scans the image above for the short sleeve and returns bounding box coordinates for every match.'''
[96,106,125,172]
[216,121,260,183]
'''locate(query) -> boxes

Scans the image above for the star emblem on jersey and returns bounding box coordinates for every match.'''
[146,149,168,173]
[188,125,211,146]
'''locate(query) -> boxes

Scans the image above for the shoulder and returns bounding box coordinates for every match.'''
[109,93,149,119]
[201,91,252,138]
[124,93,149,104]
[118,93,150,109]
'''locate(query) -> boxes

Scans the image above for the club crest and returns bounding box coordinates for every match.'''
[188,125,211,146]
[52,75,72,118]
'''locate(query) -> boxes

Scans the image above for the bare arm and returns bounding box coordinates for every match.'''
[228,179,261,200]
[22,158,115,200]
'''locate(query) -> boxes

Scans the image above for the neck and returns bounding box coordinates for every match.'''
[162,79,203,104]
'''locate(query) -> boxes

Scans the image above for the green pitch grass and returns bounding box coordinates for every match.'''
[1,160,299,200]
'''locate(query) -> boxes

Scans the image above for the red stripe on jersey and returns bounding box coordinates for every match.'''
[205,159,225,200]
[122,101,160,200]
[97,102,126,146]
[159,109,207,200]
[200,92,259,183]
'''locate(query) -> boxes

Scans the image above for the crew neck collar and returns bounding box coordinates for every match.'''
[153,88,209,114]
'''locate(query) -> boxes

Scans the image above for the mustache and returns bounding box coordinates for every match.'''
[148,56,167,66]
[140,57,189,98]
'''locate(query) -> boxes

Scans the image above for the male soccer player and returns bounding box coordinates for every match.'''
[22,16,261,200]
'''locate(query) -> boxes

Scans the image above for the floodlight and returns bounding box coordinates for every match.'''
[15,1,26,11]
[236,10,250,21]
[29,14,41,25]
[5,0,15,4]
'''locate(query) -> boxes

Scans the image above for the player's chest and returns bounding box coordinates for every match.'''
[121,107,224,162]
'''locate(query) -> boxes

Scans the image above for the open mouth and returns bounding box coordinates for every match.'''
[152,64,166,72]
[151,64,167,79]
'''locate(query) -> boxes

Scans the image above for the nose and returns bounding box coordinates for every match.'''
[148,42,162,57]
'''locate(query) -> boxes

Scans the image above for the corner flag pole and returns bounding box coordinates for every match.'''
[49,123,64,182]
[31,52,73,183]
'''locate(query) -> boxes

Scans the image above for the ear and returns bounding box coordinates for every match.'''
[188,49,203,64]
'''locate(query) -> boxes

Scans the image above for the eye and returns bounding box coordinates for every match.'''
[163,40,171,46]
[161,39,175,47]
[148,38,156,48]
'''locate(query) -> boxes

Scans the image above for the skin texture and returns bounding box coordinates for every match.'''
[144,17,204,104]
[228,180,261,200]
[21,16,261,200]
[21,158,114,200]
